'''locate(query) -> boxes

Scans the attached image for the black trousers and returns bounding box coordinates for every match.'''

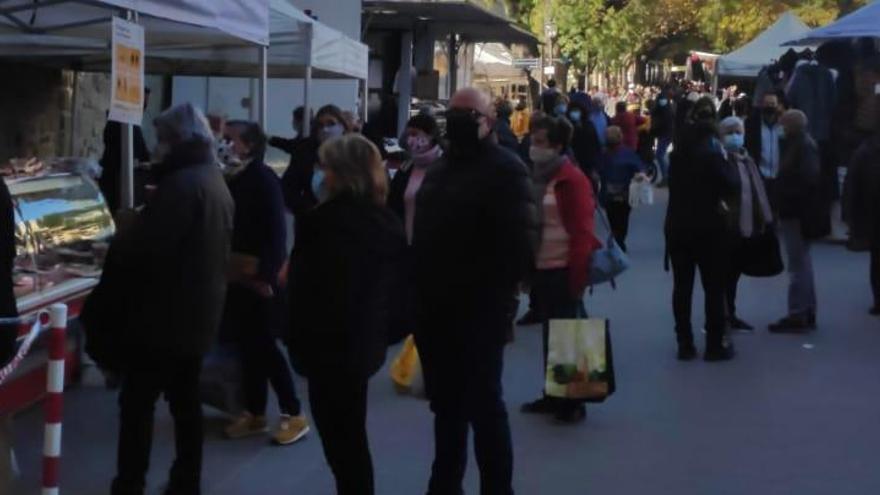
[725,237,745,319]
[670,240,727,350]
[871,244,880,307]
[226,286,301,416]
[309,377,373,495]
[112,355,204,495]
[605,201,632,252]
[534,268,586,410]
[416,327,513,495]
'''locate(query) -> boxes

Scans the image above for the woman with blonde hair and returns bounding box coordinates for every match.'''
[286,134,406,495]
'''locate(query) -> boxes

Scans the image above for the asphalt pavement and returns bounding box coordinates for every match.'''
[10,190,880,495]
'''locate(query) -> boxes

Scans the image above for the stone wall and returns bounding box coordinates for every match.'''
[71,72,112,160]
[0,63,72,163]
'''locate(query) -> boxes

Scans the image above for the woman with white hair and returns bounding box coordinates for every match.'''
[769,109,823,332]
[109,102,235,495]
[718,116,774,331]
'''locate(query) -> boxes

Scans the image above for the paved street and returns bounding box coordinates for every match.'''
[10,191,880,495]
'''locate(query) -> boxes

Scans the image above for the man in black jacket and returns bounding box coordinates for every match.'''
[413,88,537,495]
[745,93,785,205]
[769,110,822,332]
[110,103,234,495]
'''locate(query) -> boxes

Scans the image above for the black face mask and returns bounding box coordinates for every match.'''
[444,108,481,156]
[762,107,779,122]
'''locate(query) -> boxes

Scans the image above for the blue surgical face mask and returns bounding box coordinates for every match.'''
[723,133,744,151]
[657,98,668,107]
[554,104,567,117]
[311,168,328,203]
[568,110,582,122]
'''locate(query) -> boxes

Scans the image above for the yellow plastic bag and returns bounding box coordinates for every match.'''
[390,335,421,393]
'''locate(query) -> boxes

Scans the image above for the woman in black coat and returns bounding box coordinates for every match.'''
[666,97,738,362]
[566,99,602,179]
[288,134,406,495]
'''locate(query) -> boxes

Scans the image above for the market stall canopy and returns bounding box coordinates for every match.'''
[0,0,366,80]
[716,12,810,77]
[363,0,539,53]
[147,0,368,79]
[0,0,268,46]
[783,0,880,46]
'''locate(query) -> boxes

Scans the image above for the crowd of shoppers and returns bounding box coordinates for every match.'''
[51,50,875,491]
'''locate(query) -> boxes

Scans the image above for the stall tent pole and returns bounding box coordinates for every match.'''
[361,78,368,124]
[398,30,414,137]
[302,22,313,139]
[120,10,137,210]
[258,46,268,129]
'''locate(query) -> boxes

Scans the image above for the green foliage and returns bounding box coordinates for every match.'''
[506,0,870,72]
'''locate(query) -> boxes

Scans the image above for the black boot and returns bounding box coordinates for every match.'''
[704,341,736,362]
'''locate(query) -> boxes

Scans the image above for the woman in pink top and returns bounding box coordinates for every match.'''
[521,115,601,423]
[387,114,443,344]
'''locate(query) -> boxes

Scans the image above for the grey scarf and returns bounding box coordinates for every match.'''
[734,152,773,237]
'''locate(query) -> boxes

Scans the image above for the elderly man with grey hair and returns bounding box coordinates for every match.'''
[769,109,823,333]
[109,102,234,495]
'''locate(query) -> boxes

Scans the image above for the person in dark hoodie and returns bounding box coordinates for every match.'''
[567,97,602,179]
[287,134,406,495]
[110,103,234,495]
[666,97,737,362]
[220,121,309,447]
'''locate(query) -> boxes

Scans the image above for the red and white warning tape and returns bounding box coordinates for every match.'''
[0,314,44,385]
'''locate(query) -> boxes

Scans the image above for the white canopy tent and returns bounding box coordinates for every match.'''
[150,0,369,135]
[716,12,811,77]
[0,0,368,139]
[784,1,880,46]
[0,0,270,209]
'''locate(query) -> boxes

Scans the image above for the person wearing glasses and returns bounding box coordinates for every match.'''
[413,88,537,495]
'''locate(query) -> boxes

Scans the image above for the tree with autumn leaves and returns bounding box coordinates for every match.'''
[489,0,868,82]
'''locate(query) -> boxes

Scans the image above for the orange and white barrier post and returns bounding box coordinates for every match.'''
[42,304,67,495]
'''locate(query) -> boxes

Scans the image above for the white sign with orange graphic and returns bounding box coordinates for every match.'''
[109,17,145,125]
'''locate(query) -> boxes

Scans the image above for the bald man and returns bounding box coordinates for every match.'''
[769,109,823,332]
[413,87,537,495]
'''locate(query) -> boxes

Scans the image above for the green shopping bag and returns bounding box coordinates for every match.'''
[544,318,616,403]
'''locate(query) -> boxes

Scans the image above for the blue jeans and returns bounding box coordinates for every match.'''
[779,220,817,318]
[656,137,672,181]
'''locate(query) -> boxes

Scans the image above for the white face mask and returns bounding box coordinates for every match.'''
[318,123,345,142]
[529,146,557,165]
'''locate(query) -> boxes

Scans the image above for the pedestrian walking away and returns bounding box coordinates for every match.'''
[599,126,646,253]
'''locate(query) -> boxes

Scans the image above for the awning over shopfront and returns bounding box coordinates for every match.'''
[363,0,539,51]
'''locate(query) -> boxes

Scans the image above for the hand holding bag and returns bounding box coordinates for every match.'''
[739,228,784,277]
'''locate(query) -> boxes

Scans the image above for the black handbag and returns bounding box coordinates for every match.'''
[739,229,784,277]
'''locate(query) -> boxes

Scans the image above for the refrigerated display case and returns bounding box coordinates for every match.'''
[0,165,114,412]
